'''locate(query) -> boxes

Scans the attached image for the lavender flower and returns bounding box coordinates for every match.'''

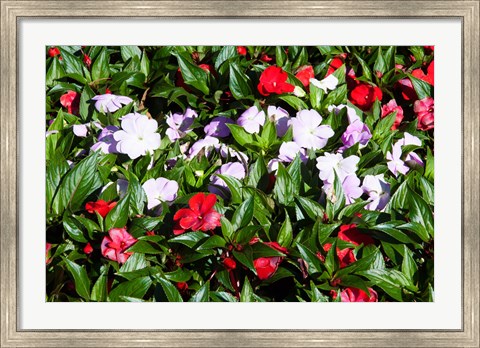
[323,174,363,205]
[142,178,179,210]
[165,108,197,142]
[92,94,133,113]
[341,120,372,149]
[362,174,391,211]
[217,144,249,165]
[267,106,290,137]
[291,109,334,150]
[91,126,119,154]
[208,162,246,197]
[187,136,220,159]
[278,142,307,163]
[204,116,234,138]
[386,142,409,177]
[113,113,161,159]
[328,104,360,123]
[237,106,265,134]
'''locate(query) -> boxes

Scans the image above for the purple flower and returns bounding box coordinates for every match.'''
[267,106,290,137]
[91,126,119,154]
[217,144,249,165]
[278,142,307,163]
[329,104,360,124]
[316,152,360,183]
[187,136,219,159]
[386,142,409,177]
[323,174,363,205]
[142,177,179,210]
[208,162,246,197]
[341,120,372,149]
[166,108,197,141]
[237,106,265,134]
[291,109,334,150]
[204,116,234,138]
[362,174,390,211]
[91,94,133,113]
[113,114,161,159]
[267,159,280,173]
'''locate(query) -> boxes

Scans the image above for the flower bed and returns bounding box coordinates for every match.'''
[46,45,434,302]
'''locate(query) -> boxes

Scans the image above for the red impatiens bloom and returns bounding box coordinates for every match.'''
[337,224,375,246]
[320,243,356,268]
[295,65,315,88]
[46,243,53,265]
[396,77,417,101]
[83,53,92,68]
[412,60,434,86]
[101,227,137,264]
[176,282,189,292]
[326,57,344,76]
[60,90,80,115]
[348,82,383,111]
[237,46,247,55]
[253,242,288,280]
[257,66,295,97]
[173,193,222,235]
[414,97,434,131]
[83,242,93,255]
[381,99,404,130]
[85,200,117,218]
[340,287,378,302]
[48,46,61,59]
[223,257,237,271]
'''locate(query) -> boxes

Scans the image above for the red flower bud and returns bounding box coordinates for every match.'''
[237,46,247,55]
[176,282,188,291]
[83,242,93,255]
[223,257,237,270]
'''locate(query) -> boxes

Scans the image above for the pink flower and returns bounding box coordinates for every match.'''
[60,91,80,115]
[101,227,137,264]
[414,97,434,131]
[340,287,378,302]
[381,99,404,130]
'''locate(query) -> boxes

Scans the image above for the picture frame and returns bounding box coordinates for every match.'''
[1,1,479,347]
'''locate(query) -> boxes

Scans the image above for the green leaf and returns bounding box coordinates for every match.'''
[324,240,338,276]
[126,173,146,215]
[338,201,369,220]
[251,242,287,258]
[397,222,430,243]
[425,147,434,182]
[58,47,84,76]
[215,46,236,70]
[174,52,209,94]
[196,235,226,250]
[62,216,88,243]
[215,174,243,204]
[310,282,329,302]
[374,111,397,138]
[169,231,209,248]
[233,246,256,274]
[109,276,152,302]
[229,63,253,100]
[220,216,235,242]
[247,157,268,189]
[296,243,323,275]
[402,245,418,281]
[231,196,254,230]
[240,277,253,302]
[63,258,90,300]
[316,221,341,245]
[357,269,415,301]
[277,210,293,247]
[126,240,163,254]
[227,124,254,148]
[408,74,433,99]
[119,253,147,273]
[355,54,372,81]
[105,192,131,231]
[91,47,110,81]
[373,47,386,74]
[278,95,308,111]
[120,46,142,62]
[275,46,287,67]
[154,275,183,302]
[91,265,109,302]
[164,268,192,283]
[295,196,324,221]
[371,223,414,244]
[190,281,210,302]
[235,225,261,245]
[407,189,434,237]
[273,163,294,206]
[287,155,302,195]
[46,152,69,215]
[55,151,102,213]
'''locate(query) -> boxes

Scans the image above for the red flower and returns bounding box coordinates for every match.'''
[326,57,344,76]
[348,82,383,111]
[340,287,378,302]
[396,77,417,101]
[223,257,237,270]
[173,193,222,235]
[260,53,273,62]
[101,227,137,264]
[381,99,404,130]
[48,46,61,59]
[83,242,93,255]
[85,200,117,218]
[46,243,53,265]
[237,46,247,55]
[295,65,315,88]
[338,224,375,246]
[59,90,80,115]
[83,53,92,68]
[412,60,434,86]
[257,66,295,97]
[321,243,356,268]
[414,97,434,131]
[253,241,288,280]
[105,88,112,94]
[198,63,213,74]
[424,46,434,55]
[176,282,189,292]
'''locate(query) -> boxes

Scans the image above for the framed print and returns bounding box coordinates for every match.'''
[1,1,479,347]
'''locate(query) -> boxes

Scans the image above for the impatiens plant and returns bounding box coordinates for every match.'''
[46,45,434,302]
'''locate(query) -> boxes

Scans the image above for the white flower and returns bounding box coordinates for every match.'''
[142,178,179,210]
[362,174,391,211]
[91,94,133,113]
[113,113,161,160]
[237,106,266,134]
[310,74,338,93]
[316,152,359,183]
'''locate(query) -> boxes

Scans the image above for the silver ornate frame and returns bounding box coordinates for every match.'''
[1,1,478,347]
